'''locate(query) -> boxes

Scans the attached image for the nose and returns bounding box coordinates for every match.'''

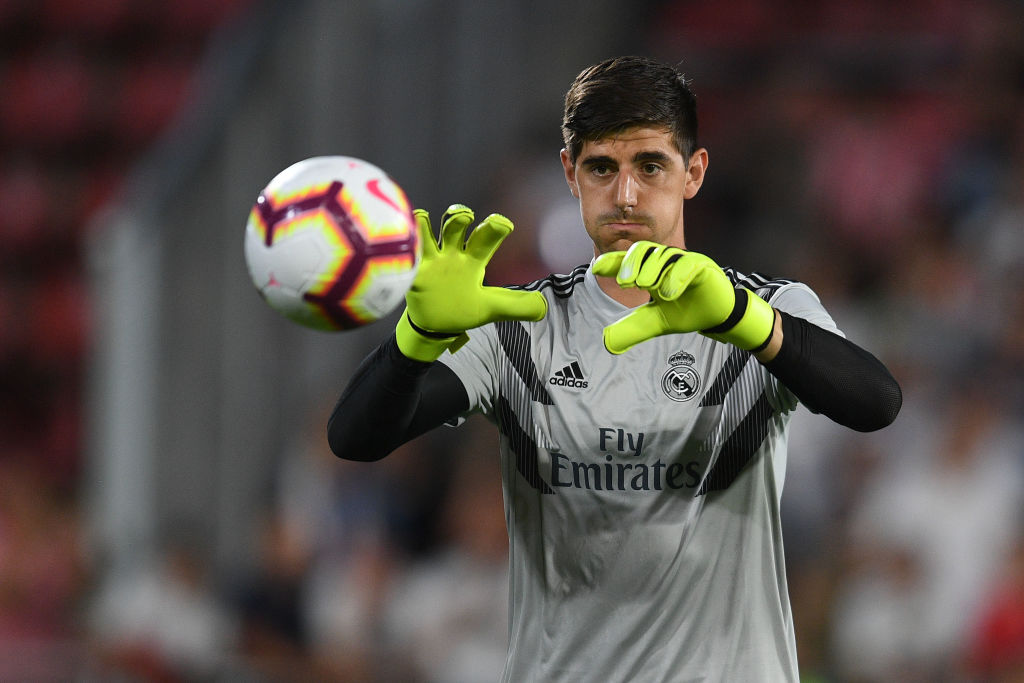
[615,173,637,212]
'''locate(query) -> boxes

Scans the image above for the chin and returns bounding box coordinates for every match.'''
[590,225,657,253]
[606,236,646,253]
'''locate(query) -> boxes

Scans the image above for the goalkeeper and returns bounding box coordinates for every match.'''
[328,55,901,682]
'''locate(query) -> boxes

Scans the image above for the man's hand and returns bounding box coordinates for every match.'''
[592,241,775,354]
[395,204,547,362]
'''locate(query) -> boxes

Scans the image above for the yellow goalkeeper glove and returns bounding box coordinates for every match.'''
[592,241,775,355]
[395,204,547,362]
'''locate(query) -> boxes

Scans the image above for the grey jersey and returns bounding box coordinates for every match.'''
[438,263,840,682]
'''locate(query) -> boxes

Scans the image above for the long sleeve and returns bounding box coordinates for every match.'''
[327,334,469,461]
[764,311,902,432]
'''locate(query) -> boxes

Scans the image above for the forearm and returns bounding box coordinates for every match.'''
[327,335,469,461]
[761,311,902,432]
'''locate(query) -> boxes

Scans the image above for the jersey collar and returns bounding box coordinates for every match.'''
[583,260,638,322]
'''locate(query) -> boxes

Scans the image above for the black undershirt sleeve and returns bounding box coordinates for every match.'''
[327,334,469,461]
[763,311,902,432]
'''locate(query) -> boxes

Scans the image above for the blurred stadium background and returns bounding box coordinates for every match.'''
[1,0,1022,680]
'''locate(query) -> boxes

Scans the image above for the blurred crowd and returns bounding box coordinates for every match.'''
[1,0,1024,681]
[0,0,253,679]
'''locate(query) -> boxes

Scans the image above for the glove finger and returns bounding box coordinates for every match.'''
[633,244,667,289]
[439,204,475,250]
[591,251,626,278]
[657,253,701,301]
[414,209,439,257]
[603,303,668,355]
[481,287,547,322]
[636,246,684,290]
[464,213,513,263]
[616,241,660,288]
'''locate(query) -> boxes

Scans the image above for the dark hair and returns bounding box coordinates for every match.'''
[561,56,698,164]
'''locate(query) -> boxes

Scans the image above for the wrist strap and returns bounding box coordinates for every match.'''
[702,287,776,351]
[395,310,469,362]
[406,314,459,340]
[702,288,750,335]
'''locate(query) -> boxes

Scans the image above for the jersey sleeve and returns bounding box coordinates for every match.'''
[768,282,842,336]
[760,282,841,413]
[436,322,502,421]
[760,283,901,431]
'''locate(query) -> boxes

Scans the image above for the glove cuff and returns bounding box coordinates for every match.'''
[703,287,776,351]
[395,309,469,362]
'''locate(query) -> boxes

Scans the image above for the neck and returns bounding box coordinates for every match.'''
[595,274,650,308]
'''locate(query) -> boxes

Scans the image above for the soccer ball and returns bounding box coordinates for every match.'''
[244,156,419,331]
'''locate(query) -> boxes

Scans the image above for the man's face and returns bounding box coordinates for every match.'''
[561,125,707,256]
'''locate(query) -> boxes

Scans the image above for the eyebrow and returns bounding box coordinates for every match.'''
[634,150,673,164]
[579,150,674,167]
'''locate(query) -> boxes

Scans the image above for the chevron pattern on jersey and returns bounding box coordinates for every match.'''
[496,321,554,405]
[699,348,750,407]
[496,395,554,494]
[698,392,773,494]
[494,319,556,493]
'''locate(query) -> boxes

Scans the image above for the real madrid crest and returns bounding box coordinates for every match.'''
[661,350,702,402]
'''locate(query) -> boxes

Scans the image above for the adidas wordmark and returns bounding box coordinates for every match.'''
[549,361,588,388]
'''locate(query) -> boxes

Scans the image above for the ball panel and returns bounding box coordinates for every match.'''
[295,211,355,297]
[338,254,417,322]
[257,183,349,248]
[243,221,271,291]
[264,181,334,210]
[339,176,415,241]
[301,286,365,330]
[246,206,270,246]
[272,292,339,331]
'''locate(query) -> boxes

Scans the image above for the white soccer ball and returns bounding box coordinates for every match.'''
[244,156,419,330]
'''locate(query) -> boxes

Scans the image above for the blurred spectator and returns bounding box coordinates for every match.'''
[830,541,929,682]
[88,532,238,681]
[383,423,509,683]
[293,412,459,680]
[231,512,314,680]
[304,527,411,681]
[833,377,1024,680]
[967,536,1024,682]
[0,453,87,678]
[887,220,992,378]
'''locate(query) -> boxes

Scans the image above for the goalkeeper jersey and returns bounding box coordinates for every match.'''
[438,262,840,683]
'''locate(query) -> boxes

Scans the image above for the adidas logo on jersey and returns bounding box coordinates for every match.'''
[549,361,588,388]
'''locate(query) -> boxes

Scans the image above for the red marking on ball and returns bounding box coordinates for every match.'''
[366,178,403,214]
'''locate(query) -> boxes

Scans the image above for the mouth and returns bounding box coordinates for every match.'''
[603,211,650,224]
[603,220,652,235]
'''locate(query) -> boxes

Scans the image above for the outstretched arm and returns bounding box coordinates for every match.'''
[327,334,468,461]
[329,204,546,460]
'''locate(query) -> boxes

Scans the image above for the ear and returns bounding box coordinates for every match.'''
[560,148,580,198]
[683,148,708,200]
